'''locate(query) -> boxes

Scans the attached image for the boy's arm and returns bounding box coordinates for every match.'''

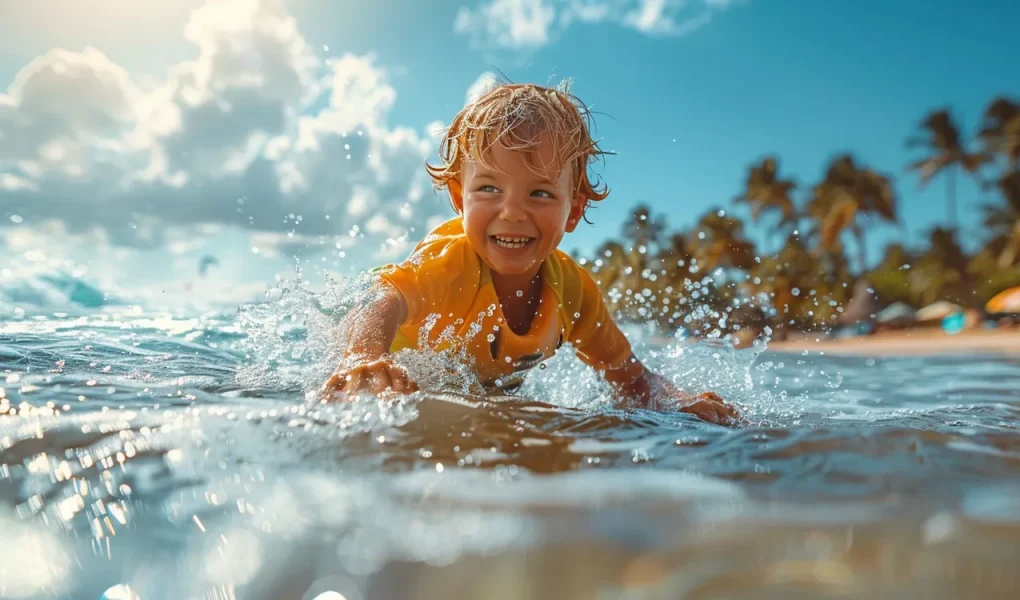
[321,282,418,399]
[568,266,740,424]
[343,282,408,359]
[601,356,740,424]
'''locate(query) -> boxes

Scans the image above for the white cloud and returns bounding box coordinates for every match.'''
[416,71,500,155]
[0,173,37,192]
[0,46,142,189]
[464,71,501,106]
[455,0,743,51]
[0,0,447,264]
[455,0,556,51]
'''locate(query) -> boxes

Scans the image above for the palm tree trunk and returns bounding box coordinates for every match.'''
[851,222,867,274]
[947,165,958,229]
[999,221,1020,268]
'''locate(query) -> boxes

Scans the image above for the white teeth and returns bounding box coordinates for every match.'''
[493,236,532,249]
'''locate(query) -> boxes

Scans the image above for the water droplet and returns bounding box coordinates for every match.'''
[515,290,524,297]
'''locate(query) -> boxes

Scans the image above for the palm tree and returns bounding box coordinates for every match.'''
[748,233,812,330]
[621,204,666,252]
[747,231,851,333]
[689,209,757,273]
[906,109,990,228]
[982,170,1020,268]
[659,232,696,286]
[588,240,629,291]
[733,156,798,250]
[911,226,972,306]
[586,205,674,323]
[978,97,1020,168]
[926,226,970,273]
[868,243,917,307]
[807,154,898,273]
[652,232,698,328]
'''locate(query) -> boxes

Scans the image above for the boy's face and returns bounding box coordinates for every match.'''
[459,138,583,281]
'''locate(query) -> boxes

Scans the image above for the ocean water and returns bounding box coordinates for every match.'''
[2,271,1020,600]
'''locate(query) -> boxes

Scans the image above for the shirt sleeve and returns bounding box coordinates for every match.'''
[376,236,480,325]
[565,263,638,374]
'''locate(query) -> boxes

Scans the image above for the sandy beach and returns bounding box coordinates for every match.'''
[768,327,1020,357]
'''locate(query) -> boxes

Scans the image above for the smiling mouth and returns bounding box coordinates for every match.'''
[491,235,535,250]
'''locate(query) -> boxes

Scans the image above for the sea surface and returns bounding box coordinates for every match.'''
[2,272,1019,600]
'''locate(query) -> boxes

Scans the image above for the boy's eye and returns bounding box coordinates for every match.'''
[478,185,500,193]
[531,189,554,199]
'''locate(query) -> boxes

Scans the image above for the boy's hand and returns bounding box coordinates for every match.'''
[609,365,742,425]
[320,357,418,401]
[645,372,741,425]
[675,390,741,425]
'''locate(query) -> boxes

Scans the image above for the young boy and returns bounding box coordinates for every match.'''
[321,83,739,425]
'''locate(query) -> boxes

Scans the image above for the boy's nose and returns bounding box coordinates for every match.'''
[499,193,528,221]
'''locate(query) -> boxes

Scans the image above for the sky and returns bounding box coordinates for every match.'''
[1,0,1019,310]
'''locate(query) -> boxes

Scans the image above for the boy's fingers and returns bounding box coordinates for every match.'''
[400,368,419,393]
[343,370,365,394]
[321,373,347,401]
[389,367,406,392]
[388,366,420,397]
[323,360,419,402]
[720,406,743,426]
[713,403,736,422]
[691,392,741,425]
[685,398,730,425]
[391,366,414,393]
[369,365,393,394]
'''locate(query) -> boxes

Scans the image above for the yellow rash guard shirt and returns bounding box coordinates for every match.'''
[376,218,639,392]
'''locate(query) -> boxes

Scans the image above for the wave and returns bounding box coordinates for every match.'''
[0,266,124,317]
[0,263,280,318]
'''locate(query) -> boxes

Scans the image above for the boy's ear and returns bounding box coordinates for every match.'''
[448,179,464,213]
[565,194,585,233]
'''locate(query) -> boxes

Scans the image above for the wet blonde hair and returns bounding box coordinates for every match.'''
[426,81,610,220]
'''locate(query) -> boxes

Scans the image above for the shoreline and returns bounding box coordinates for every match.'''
[766,327,1020,357]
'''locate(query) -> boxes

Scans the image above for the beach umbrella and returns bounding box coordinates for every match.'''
[985,286,1020,314]
[875,302,916,324]
[916,300,963,322]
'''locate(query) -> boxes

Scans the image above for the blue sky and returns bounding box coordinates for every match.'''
[1,0,1019,308]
